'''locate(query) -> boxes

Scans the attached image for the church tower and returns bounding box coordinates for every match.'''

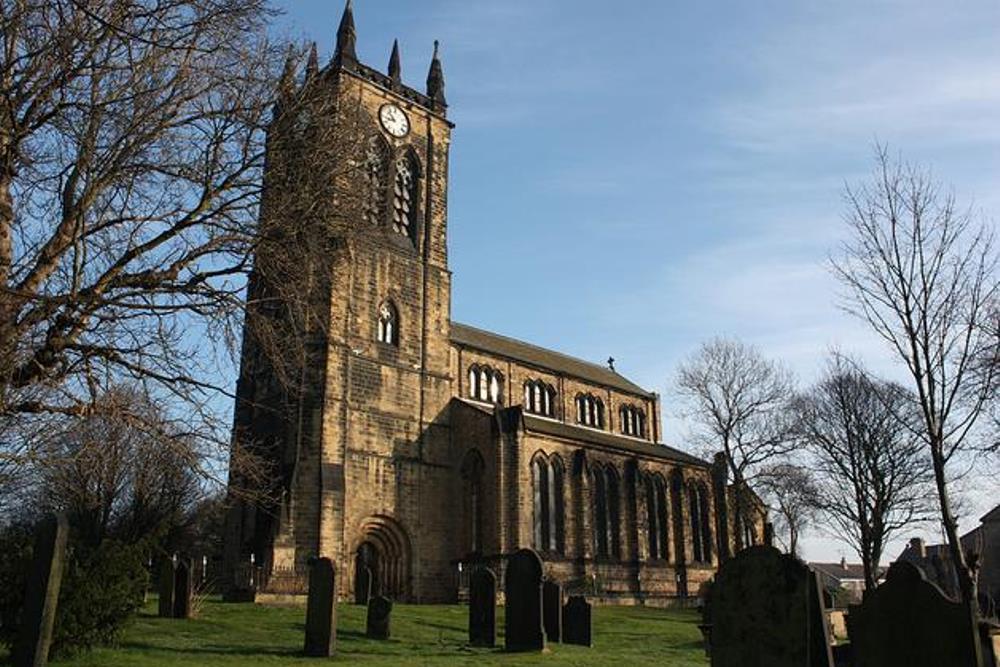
[225,1,457,602]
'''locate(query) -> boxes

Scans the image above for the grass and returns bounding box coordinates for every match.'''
[23,597,709,666]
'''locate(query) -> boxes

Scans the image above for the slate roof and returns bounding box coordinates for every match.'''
[810,561,885,583]
[450,322,654,398]
[521,413,708,467]
[981,503,1000,524]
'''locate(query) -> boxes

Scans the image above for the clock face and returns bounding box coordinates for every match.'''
[379,104,410,138]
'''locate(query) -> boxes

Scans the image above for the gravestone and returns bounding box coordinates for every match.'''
[355,566,372,605]
[172,557,193,619]
[708,544,833,667]
[366,595,392,640]
[304,557,337,657]
[504,548,544,652]
[848,560,983,667]
[468,567,496,647]
[11,514,69,667]
[158,558,176,618]
[543,579,563,643]
[562,595,592,647]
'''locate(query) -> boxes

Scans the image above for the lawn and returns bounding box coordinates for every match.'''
[31,597,709,666]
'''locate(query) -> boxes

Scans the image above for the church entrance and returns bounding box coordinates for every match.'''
[353,515,412,602]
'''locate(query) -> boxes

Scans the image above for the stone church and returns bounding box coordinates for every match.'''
[223,2,765,605]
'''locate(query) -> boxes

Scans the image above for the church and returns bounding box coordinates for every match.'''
[223,2,765,605]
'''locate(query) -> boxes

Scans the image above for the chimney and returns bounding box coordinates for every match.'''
[840,556,847,570]
[909,537,926,558]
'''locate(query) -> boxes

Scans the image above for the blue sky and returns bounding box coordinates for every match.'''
[270,1,1000,561]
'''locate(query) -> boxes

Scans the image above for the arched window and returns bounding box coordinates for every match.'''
[460,450,485,554]
[689,483,713,563]
[376,301,398,345]
[392,153,418,241]
[523,379,556,417]
[620,404,647,438]
[467,364,503,403]
[531,454,565,555]
[592,464,621,559]
[575,394,605,429]
[645,474,670,561]
[362,135,390,224]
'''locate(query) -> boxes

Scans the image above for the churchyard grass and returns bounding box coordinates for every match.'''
[15,596,708,666]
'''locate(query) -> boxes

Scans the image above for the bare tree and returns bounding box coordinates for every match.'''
[24,386,202,545]
[794,357,934,591]
[676,338,796,552]
[756,462,819,557]
[0,0,280,422]
[832,146,998,613]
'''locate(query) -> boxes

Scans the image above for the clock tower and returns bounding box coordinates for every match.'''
[226,1,458,602]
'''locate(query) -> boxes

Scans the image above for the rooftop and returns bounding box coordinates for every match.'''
[450,322,654,398]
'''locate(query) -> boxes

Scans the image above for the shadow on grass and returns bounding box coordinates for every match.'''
[119,641,302,658]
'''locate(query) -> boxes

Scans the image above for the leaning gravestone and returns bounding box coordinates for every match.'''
[708,544,833,667]
[469,567,497,647]
[173,556,193,619]
[504,548,544,652]
[12,514,69,667]
[158,558,176,618]
[366,595,393,640]
[304,557,337,657]
[562,595,592,647]
[543,579,563,643]
[355,565,372,605]
[848,560,983,667]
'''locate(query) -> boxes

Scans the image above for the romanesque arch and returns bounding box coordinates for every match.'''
[353,514,412,601]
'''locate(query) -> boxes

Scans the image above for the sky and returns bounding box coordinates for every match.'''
[269,0,1000,562]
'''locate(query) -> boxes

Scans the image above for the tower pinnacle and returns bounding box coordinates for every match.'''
[334,0,358,67]
[426,40,446,109]
[388,39,402,85]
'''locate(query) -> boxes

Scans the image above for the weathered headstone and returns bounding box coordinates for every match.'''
[366,595,392,640]
[355,565,372,605]
[708,544,833,667]
[11,514,69,667]
[158,558,176,618]
[504,548,544,652]
[172,556,193,619]
[562,595,592,647]
[848,560,983,667]
[304,557,337,657]
[543,579,563,643]
[468,567,496,647]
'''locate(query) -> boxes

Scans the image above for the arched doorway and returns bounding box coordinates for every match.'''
[353,515,412,602]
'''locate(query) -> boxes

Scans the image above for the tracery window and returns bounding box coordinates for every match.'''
[689,483,713,563]
[645,474,670,561]
[531,454,565,554]
[362,136,390,224]
[467,364,503,403]
[391,153,418,241]
[376,301,398,345]
[523,379,556,417]
[575,394,605,429]
[592,464,621,559]
[620,404,647,438]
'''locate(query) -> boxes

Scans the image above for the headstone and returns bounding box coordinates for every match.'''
[158,558,176,618]
[504,548,544,652]
[543,579,563,643]
[304,557,337,657]
[11,514,69,667]
[848,561,983,667]
[172,557,193,619]
[355,565,372,605]
[468,567,496,647]
[708,544,833,667]
[366,595,392,640]
[562,595,592,647]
